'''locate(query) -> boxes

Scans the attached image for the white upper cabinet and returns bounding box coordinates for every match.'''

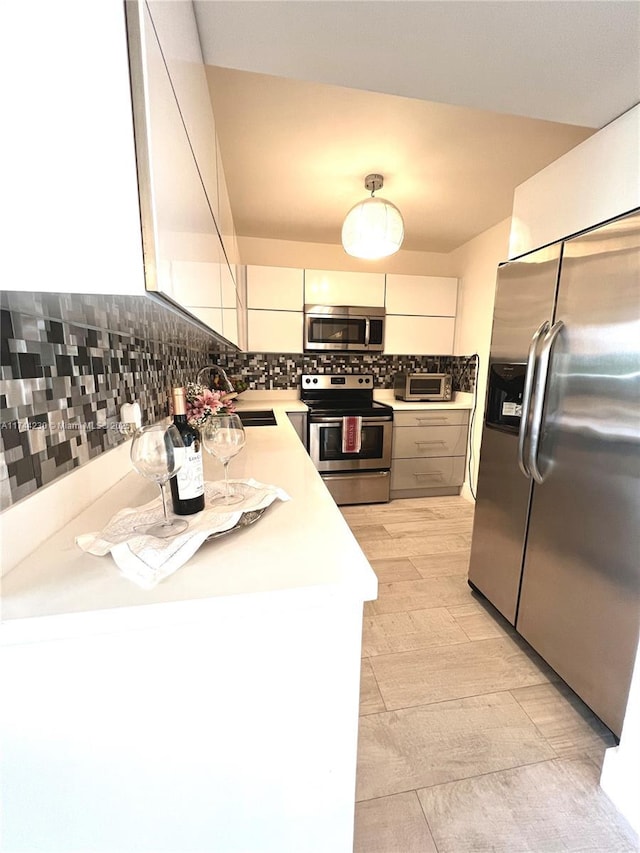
[138,3,224,334]
[385,316,455,355]
[247,310,303,352]
[145,1,218,223]
[385,275,458,316]
[216,144,239,271]
[221,262,240,346]
[124,0,243,343]
[5,1,144,293]
[247,266,304,310]
[304,270,385,307]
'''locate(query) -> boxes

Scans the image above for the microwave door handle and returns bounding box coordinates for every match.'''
[364,318,371,346]
[518,321,548,478]
[528,320,563,485]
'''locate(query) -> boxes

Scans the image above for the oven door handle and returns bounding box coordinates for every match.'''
[309,416,392,425]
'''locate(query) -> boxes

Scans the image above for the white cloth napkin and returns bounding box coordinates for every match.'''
[75,479,290,589]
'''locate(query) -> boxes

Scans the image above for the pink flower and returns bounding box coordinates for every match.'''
[184,381,238,428]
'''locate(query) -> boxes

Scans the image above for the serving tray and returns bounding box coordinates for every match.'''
[205,508,266,541]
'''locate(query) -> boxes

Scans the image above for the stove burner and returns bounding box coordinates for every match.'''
[300,373,393,420]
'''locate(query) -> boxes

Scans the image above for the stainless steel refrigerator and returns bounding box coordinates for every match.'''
[468,208,640,737]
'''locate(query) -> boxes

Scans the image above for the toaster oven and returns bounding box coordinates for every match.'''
[394,372,453,402]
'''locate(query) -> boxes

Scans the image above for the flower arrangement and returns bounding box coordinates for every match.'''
[185,381,237,428]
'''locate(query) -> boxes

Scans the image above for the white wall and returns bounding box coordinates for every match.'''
[601,649,640,835]
[238,236,457,277]
[450,218,512,501]
[509,104,640,258]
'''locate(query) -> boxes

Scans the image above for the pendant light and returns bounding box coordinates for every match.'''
[341,174,404,260]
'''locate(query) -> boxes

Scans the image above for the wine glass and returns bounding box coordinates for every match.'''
[130,423,189,538]
[202,414,246,506]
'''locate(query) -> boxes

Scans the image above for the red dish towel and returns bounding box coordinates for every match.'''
[342,416,362,453]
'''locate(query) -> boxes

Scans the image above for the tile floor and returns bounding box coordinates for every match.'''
[341,496,639,853]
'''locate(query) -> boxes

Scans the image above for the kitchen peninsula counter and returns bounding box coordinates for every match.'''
[1,405,376,853]
[2,402,375,636]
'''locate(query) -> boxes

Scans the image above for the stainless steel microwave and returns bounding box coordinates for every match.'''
[394,372,453,402]
[304,305,385,352]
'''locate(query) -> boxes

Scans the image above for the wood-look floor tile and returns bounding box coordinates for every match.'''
[448,601,512,640]
[368,557,422,583]
[392,495,469,508]
[422,503,475,520]
[361,533,472,560]
[353,791,437,853]
[383,518,473,538]
[359,658,386,716]
[410,550,470,578]
[370,575,475,615]
[356,691,556,800]
[511,681,617,765]
[416,757,639,853]
[348,523,392,542]
[369,635,558,710]
[343,506,446,526]
[341,500,438,522]
[362,607,469,657]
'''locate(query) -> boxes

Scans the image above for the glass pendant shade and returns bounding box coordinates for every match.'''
[341,195,405,260]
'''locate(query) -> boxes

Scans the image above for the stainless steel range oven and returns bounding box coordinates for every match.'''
[301,373,393,505]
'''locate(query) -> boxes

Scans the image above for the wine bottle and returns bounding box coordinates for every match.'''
[169,386,205,515]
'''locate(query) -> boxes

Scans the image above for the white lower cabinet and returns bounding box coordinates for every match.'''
[391,408,470,498]
[247,309,303,352]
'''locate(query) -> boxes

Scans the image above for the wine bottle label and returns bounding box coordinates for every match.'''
[175,445,204,500]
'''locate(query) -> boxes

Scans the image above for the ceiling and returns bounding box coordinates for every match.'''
[193,1,640,255]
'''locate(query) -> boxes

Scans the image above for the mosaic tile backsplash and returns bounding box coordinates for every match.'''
[217,352,477,394]
[1,289,476,509]
[0,291,231,510]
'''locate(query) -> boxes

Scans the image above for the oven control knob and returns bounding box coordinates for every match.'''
[313,377,318,383]
[365,377,370,383]
[358,378,363,384]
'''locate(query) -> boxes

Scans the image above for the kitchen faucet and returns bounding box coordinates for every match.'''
[197,364,235,394]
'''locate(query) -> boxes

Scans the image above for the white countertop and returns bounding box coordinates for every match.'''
[1,404,377,643]
[374,389,474,411]
[235,388,473,412]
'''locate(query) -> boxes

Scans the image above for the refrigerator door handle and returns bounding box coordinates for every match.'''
[528,320,564,484]
[518,321,549,478]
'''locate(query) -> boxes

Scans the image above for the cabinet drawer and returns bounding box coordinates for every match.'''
[392,424,467,459]
[391,456,466,491]
[393,409,469,428]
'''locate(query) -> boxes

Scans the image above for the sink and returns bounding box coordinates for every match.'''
[236,409,277,427]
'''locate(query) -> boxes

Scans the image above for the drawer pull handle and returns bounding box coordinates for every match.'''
[414,440,446,446]
[415,417,448,423]
[413,471,444,480]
